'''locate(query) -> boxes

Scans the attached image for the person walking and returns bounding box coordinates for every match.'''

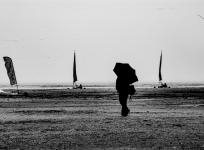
[113,63,138,117]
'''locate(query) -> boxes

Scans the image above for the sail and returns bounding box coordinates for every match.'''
[73,52,77,83]
[159,51,162,81]
[3,57,17,85]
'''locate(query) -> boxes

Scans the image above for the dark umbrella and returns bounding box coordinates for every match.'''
[113,62,138,84]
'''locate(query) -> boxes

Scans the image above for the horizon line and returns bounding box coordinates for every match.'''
[1,81,204,85]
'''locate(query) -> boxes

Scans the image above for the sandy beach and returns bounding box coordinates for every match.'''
[0,87,203,149]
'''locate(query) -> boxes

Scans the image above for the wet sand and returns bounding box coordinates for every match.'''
[0,88,203,149]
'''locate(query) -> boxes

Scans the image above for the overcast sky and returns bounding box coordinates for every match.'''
[0,0,204,84]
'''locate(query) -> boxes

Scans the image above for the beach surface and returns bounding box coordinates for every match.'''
[0,87,203,149]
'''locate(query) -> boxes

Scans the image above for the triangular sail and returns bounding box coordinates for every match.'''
[3,56,19,94]
[73,52,77,86]
[159,51,162,81]
[3,57,17,85]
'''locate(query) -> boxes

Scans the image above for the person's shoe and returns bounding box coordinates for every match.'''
[121,108,130,117]
[122,111,128,117]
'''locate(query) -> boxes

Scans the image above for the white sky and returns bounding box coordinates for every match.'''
[0,0,204,84]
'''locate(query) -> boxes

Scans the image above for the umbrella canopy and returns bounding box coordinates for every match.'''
[113,63,138,84]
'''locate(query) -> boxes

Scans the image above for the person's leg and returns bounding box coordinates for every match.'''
[119,93,125,106]
[119,93,129,116]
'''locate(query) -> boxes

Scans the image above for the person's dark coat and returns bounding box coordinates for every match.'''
[116,77,129,94]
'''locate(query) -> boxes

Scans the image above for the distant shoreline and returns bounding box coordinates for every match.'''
[1,82,204,90]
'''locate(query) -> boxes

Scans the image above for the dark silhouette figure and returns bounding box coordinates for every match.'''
[158,82,170,88]
[78,84,83,89]
[113,63,138,117]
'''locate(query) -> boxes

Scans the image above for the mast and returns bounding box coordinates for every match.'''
[159,51,162,82]
[73,51,77,88]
